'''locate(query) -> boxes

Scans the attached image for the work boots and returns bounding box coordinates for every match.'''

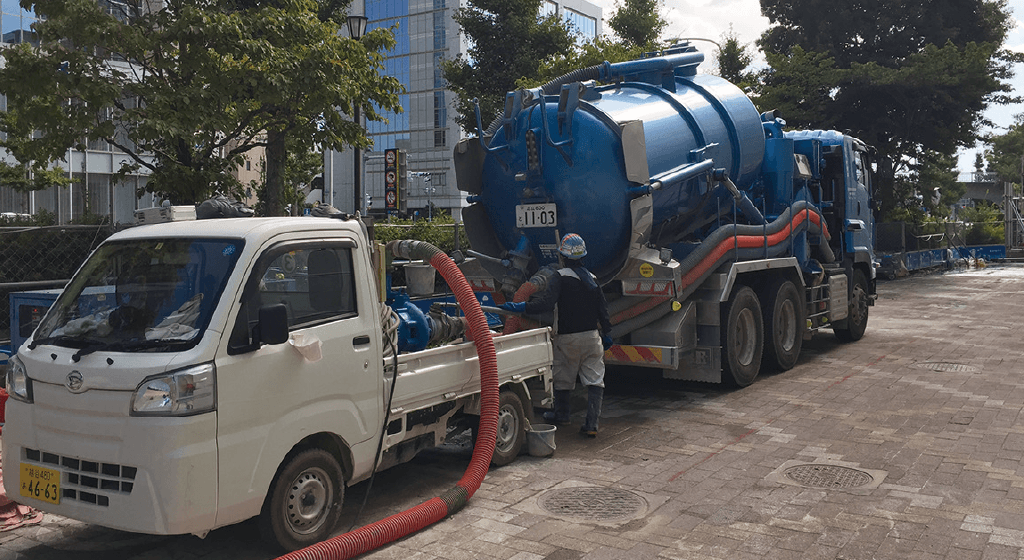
[543,389,572,425]
[579,385,603,438]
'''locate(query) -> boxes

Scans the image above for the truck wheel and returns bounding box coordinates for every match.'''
[763,279,804,371]
[491,390,526,466]
[834,270,869,342]
[722,286,763,387]
[260,448,344,552]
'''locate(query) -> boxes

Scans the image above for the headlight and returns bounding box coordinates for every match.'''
[130,363,216,417]
[6,355,32,403]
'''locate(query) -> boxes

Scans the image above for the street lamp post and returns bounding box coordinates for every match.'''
[347,15,368,214]
[424,177,435,220]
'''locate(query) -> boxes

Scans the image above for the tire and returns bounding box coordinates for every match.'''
[834,270,869,342]
[259,449,345,552]
[763,279,804,371]
[721,286,764,387]
[490,390,526,466]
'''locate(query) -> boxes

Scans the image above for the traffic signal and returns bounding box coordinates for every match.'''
[384,148,401,212]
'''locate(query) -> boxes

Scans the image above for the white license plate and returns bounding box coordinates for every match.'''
[515,204,557,228]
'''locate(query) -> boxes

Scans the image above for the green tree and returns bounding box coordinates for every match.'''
[714,28,756,90]
[985,115,1024,188]
[753,47,842,129]
[916,151,965,218]
[755,0,1021,222]
[0,0,402,215]
[607,0,666,49]
[442,0,574,133]
[959,201,1004,245]
[252,138,324,217]
[525,36,649,88]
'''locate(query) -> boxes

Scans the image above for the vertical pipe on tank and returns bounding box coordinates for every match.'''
[763,137,795,217]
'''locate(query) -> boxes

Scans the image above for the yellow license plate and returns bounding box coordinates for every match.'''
[20,463,60,505]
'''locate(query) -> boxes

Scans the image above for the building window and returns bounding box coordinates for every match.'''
[563,8,596,40]
[433,10,445,51]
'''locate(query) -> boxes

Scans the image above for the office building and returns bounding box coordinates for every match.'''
[325,0,602,220]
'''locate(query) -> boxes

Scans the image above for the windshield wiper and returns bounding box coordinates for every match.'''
[70,338,195,362]
[29,335,104,351]
[113,339,194,351]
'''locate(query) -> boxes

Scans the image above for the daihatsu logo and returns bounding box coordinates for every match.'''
[66,371,85,393]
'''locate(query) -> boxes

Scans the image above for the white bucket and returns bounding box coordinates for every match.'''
[527,423,557,457]
[404,263,436,296]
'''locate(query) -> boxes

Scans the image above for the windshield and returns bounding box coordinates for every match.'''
[33,237,244,351]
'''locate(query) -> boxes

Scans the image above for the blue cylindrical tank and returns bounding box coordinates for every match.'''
[474,52,765,282]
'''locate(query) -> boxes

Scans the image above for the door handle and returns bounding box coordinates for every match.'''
[353,335,371,346]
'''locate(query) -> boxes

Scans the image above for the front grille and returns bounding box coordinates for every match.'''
[24,447,137,507]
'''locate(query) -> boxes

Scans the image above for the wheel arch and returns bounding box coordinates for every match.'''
[503,381,536,424]
[269,433,354,493]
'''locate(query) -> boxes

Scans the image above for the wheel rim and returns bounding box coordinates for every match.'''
[495,404,520,453]
[733,307,757,366]
[284,467,333,535]
[777,299,797,352]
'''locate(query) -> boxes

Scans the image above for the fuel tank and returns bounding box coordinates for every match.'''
[457,46,766,283]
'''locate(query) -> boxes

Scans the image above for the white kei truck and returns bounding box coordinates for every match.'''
[2,216,553,551]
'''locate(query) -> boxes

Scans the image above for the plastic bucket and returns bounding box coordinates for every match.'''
[405,263,436,296]
[527,423,557,457]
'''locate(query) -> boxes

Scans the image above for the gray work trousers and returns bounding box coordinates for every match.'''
[551,330,605,391]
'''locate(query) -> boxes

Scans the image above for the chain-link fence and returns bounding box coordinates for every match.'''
[1,225,115,343]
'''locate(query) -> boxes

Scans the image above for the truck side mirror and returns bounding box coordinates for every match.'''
[258,304,289,345]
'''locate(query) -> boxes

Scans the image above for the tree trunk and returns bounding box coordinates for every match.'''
[264,129,287,216]
[875,153,896,222]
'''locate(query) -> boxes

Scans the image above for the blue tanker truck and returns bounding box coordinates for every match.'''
[454,43,876,386]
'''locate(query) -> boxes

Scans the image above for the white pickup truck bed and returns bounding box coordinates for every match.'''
[380,327,553,454]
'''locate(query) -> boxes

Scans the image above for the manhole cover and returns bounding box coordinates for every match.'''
[783,464,874,489]
[911,362,979,373]
[538,487,646,522]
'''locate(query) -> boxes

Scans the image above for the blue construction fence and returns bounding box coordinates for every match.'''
[877,245,1007,279]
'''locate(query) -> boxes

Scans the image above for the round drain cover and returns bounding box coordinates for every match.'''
[911,362,979,373]
[783,464,874,489]
[538,487,646,522]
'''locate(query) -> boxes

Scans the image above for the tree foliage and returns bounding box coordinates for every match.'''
[0,0,402,215]
[985,114,1024,187]
[607,0,666,49]
[523,36,649,89]
[755,0,1021,222]
[887,151,963,223]
[442,0,574,133]
[959,201,1004,245]
[714,29,756,90]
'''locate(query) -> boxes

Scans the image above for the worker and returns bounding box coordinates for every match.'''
[500,233,612,437]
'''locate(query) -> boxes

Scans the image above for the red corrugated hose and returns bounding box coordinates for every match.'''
[274,241,499,560]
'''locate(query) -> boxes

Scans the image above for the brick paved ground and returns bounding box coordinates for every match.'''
[3,264,1024,560]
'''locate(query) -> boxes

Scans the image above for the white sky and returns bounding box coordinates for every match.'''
[586,0,1024,172]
